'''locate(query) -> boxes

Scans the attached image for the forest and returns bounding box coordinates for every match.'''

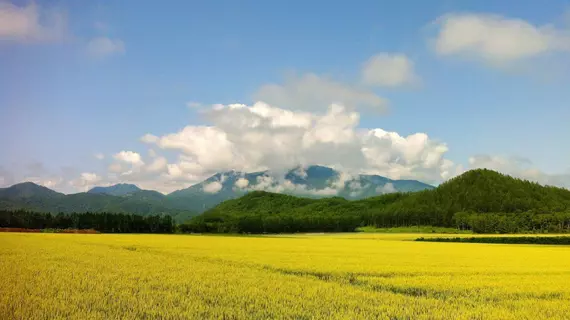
[180,169,570,234]
[0,210,174,233]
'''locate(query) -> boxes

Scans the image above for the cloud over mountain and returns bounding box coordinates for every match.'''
[136,101,456,193]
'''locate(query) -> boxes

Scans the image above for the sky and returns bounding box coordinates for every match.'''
[0,0,569,194]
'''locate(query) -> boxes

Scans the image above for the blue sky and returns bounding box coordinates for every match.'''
[1,0,569,193]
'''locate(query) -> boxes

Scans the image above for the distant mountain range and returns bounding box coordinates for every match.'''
[0,165,434,222]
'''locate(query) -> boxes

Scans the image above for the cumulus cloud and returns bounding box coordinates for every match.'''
[203,181,223,193]
[94,153,105,160]
[146,157,167,173]
[113,151,144,165]
[141,133,159,144]
[68,172,102,192]
[246,175,339,196]
[141,101,454,185]
[0,2,67,43]
[26,177,63,189]
[468,155,570,188]
[361,53,419,87]
[433,13,570,64]
[253,73,388,113]
[86,37,125,58]
[376,183,397,194]
[234,177,249,189]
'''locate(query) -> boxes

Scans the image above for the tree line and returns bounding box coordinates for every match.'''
[416,236,570,245]
[0,210,174,233]
[179,170,570,234]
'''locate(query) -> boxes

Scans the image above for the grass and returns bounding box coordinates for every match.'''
[356,225,473,234]
[2,232,570,319]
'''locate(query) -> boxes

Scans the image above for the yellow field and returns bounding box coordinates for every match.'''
[2,233,570,319]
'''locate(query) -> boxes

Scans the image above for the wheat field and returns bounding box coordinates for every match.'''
[1,233,570,319]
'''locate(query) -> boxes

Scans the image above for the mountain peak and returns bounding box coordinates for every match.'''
[88,183,141,196]
[0,182,64,199]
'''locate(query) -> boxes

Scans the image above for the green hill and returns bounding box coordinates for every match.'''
[183,169,570,234]
[367,169,570,226]
[0,183,196,222]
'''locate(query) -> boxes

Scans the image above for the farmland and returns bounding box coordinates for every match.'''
[2,233,570,319]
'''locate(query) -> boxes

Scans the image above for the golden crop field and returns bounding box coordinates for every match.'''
[2,233,570,319]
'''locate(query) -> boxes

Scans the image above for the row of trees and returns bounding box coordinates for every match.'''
[180,209,570,234]
[0,210,175,233]
[179,169,570,234]
[453,211,570,234]
[417,236,570,245]
[180,213,362,233]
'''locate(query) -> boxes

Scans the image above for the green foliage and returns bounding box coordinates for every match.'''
[356,226,472,234]
[416,236,570,245]
[0,210,174,233]
[453,211,570,233]
[0,183,196,223]
[183,169,570,234]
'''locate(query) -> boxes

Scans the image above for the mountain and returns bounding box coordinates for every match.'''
[0,182,64,200]
[0,183,195,222]
[0,165,434,222]
[183,169,570,233]
[166,170,268,212]
[166,165,434,213]
[88,184,141,196]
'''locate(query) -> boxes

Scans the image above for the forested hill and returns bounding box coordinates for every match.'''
[182,169,570,233]
[0,182,196,223]
[370,169,570,226]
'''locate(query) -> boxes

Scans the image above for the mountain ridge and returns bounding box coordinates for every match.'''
[0,165,435,222]
[88,183,142,196]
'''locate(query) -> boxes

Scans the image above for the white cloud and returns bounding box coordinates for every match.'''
[433,13,570,64]
[0,2,67,43]
[69,172,102,192]
[146,157,167,173]
[141,133,159,144]
[468,155,570,188]
[25,177,63,189]
[253,73,388,113]
[234,178,249,189]
[80,172,101,183]
[361,53,419,87]
[246,175,339,196]
[113,151,144,165]
[142,101,454,185]
[86,37,125,58]
[94,153,105,160]
[376,183,396,194]
[203,181,223,193]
